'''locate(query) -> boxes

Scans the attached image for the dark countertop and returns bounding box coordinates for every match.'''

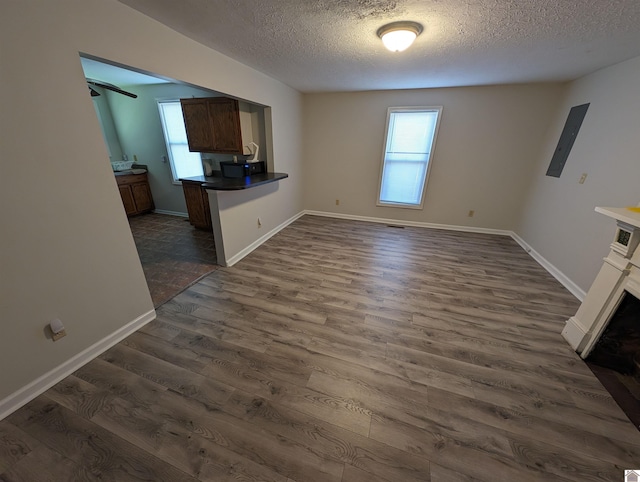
[181,172,289,191]
[114,169,147,176]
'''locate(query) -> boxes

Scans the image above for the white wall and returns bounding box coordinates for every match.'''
[516,55,640,294]
[0,0,303,408]
[302,84,565,230]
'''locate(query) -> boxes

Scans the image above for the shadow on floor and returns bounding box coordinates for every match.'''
[587,362,640,430]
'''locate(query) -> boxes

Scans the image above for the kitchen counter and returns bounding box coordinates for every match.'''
[179,170,288,266]
[114,168,147,176]
[180,172,288,191]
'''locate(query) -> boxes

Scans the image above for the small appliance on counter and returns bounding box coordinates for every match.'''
[220,160,266,178]
[201,158,214,176]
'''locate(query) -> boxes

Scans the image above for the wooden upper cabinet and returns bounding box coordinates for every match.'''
[180,97,243,154]
[181,99,215,152]
[208,98,243,153]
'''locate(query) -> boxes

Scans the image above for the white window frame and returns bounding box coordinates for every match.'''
[157,99,203,184]
[376,106,442,210]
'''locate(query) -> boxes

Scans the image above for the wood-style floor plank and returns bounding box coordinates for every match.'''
[223,389,431,482]
[1,215,638,481]
[0,423,40,475]
[0,443,82,482]
[7,397,197,481]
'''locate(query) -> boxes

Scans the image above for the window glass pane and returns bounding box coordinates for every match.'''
[169,143,203,179]
[378,108,440,207]
[158,101,203,182]
[160,103,189,143]
[380,160,427,205]
[387,112,437,156]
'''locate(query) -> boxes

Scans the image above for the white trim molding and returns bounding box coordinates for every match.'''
[561,316,590,352]
[0,309,156,421]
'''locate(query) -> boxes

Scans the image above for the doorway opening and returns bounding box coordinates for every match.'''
[80,55,240,306]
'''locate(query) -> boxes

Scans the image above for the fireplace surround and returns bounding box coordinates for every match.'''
[562,207,640,357]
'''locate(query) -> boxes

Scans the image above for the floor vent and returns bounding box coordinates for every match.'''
[387,225,405,229]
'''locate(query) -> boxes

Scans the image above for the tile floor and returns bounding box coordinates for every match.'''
[128,213,218,307]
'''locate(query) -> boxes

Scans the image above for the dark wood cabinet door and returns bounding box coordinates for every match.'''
[180,97,242,154]
[208,97,243,154]
[181,98,216,152]
[131,181,154,213]
[182,181,212,230]
[116,173,155,217]
[118,185,137,216]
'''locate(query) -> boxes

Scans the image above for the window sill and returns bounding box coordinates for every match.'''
[377,201,425,210]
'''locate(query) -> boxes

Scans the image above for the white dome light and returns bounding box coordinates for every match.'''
[377,21,423,52]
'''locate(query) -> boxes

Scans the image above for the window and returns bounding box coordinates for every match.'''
[377,107,442,209]
[158,101,203,183]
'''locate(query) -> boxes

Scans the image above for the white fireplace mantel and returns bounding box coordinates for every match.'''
[595,206,640,228]
[562,206,640,357]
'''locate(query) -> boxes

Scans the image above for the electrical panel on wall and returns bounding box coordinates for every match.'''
[546,103,590,178]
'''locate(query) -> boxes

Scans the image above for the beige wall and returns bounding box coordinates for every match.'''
[0,0,303,404]
[302,84,565,230]
[516,55,640,293]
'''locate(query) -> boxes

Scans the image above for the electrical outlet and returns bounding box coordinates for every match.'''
[336,199,340,206]
[468,210,475,217]
[257,217,262,228]
[133,154,138,162]
[49,319,67,341]
[579,173,588,184]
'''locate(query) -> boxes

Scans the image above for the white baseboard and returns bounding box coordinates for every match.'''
[225,211,306,267]
[303,210,513,236]
[0,309,156,421]
[510,232,586,301]
[153,209,189,217]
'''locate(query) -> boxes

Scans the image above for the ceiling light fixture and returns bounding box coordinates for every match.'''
[377,21,423,52]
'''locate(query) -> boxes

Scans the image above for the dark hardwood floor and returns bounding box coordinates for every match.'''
[2,215,639,481]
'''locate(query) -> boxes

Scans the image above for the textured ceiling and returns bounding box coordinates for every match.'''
[118,0,640,92]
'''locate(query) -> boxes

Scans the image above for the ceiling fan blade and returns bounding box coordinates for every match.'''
[86,79,138,98]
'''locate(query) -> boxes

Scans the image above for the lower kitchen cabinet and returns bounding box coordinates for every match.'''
[116,172,154,216]
[182,179,212,230]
